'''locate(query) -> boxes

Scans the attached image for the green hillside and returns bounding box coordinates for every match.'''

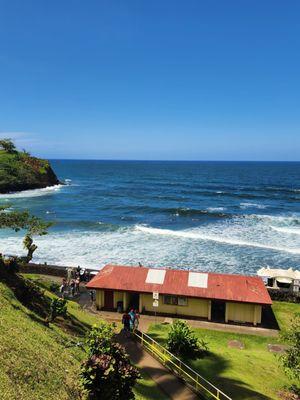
[0,144,60,193]
[0,273,165,400]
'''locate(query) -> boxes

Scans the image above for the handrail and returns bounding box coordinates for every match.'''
[133,330,232,400]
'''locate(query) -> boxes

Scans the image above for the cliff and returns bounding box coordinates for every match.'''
[0,148,61,193]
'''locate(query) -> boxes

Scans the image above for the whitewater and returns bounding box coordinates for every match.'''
[0,160,300,274]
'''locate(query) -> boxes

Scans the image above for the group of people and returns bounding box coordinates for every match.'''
[122,309,140,333]
[60,266,86,297]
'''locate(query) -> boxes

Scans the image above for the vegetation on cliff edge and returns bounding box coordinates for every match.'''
[0,138,60,193]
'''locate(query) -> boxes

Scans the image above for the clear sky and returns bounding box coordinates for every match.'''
[0,1,299,161]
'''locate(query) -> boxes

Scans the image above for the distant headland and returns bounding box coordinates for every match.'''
[0,138,61,194]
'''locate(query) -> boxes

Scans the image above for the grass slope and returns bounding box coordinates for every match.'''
[148,302,299,400]
[0,274,167,400]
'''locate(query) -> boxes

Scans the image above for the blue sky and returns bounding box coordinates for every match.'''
[0,1,299,160]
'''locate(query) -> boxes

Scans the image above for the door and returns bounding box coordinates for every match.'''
[104,290,114,310]
[211,300,226,322]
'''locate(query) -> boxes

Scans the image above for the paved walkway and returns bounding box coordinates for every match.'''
[117,331,198,400]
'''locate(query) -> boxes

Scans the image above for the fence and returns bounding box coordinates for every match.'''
[133,330,232,400]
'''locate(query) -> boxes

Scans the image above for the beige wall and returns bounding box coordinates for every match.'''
[95,289,128,310]
[113,291,124,308]
[141,293,210,319]
[225,302,262,325]
[96,289,104,309]
[95,289,262,326]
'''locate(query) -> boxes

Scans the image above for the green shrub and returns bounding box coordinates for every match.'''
[49,282,59,293]
[48,298,67,322]
[81,323,140,399]
[280,314,300,380]
[167,320,209,359]
[269,289,300,303]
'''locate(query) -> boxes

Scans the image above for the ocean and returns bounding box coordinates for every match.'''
[1,160,300,275]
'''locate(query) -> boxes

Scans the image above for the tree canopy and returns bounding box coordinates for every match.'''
[0,205,52,262]
[0,138,16,153]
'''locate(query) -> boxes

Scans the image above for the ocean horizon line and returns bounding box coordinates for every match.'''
[47,158,300,163]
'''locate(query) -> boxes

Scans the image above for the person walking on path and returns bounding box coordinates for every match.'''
[122,312,131,337]
[129,309,136,332]
[134,309,140,331]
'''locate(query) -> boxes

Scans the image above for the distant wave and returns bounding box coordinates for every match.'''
[246,214,300,225]
[170,207,229,218]
[111,204,231,218]
[271,226,300,235]
[206,207,226,212]
[240,202,267,209]
[135,225,300,255]
[265,186,300,194]
[0,184,63,199]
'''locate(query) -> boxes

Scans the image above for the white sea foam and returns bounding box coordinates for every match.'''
[271,226,300,235]
[240,202,267,209]
[206,207,225,212]
[0,184,63,199]
[1,212,300,273]
[135,225,300,255]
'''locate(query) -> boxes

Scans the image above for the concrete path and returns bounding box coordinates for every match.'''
[117,332,198,400]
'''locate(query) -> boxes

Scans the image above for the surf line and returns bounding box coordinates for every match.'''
[135,225,300,255]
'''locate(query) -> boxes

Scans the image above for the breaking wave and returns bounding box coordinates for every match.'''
[0,185,64,199]
[135,225,300,255]
[271,226,300,235]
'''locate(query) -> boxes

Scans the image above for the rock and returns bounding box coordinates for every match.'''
[228,340,244,349]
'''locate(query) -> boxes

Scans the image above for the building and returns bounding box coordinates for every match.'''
[87,264,272,326]
[257,267,300,293]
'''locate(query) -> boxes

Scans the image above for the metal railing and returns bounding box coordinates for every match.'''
[133,330,232,400]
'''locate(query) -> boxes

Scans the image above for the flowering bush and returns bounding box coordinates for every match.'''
[80,323,140,399]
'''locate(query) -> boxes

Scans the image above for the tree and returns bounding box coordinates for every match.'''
[167,320,209,359]
[0,205,52,262]
[0,138,16,153]
[280,314,300,381]
[80,322,140,400]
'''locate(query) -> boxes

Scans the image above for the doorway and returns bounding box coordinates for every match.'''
[104,289,114,310]
[211,300,226,322]
[128,292,140,311]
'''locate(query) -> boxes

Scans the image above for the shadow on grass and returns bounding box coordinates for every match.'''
[132,330,272,400]
[1,270,93,337]
[261,305,280,330]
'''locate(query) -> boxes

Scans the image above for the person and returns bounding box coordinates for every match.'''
[60,278,67,295]
[70,279,75,297]
[89,290,96,302]
[75,277,80,294]
[67,268,72,285]
[128,309,136,332]
[134,309,140,331]
[122,312,131,335]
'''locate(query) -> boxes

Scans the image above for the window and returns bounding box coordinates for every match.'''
[163,295,187,306]
[178,296,188,306]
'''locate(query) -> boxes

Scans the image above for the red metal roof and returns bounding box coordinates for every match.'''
[87,264,272,305]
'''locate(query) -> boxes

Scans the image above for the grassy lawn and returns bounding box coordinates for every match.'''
[272,300,299,332]
[0,274,167,400]
[147,302,299,400]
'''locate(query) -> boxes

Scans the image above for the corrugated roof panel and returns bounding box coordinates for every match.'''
[87,264,272,305]
[145,269,166,284]
[188,272,208,288]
